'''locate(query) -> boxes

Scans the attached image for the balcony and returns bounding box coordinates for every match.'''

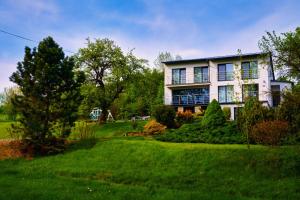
[172,94,209,105]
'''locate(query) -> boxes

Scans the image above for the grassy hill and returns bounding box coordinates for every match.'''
[0,121,299,199]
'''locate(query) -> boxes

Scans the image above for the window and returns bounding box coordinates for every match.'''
[172,87,209,105]
[218,85,234,103]
[242,84,259,101]
[172,68,186,84]
[194,67,209,83]
[218,63,234,81]
[242,61,258,79]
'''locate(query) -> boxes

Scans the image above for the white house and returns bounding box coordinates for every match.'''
[163,53,293,120]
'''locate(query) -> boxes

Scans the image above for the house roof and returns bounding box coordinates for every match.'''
[162,52,268,65]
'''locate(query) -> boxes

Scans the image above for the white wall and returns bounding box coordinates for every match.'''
[164,56,275,114]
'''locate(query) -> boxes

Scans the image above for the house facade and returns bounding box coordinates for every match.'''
[163,53,292,120]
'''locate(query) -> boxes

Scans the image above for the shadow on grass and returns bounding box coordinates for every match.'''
[66,138,98,152]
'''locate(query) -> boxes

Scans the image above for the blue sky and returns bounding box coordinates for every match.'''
[0,0,300,91]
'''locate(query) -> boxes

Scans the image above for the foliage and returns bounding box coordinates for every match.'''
[259,27,300,82]
[277,85,300,134]
[72,121,96,140]
[143,120,166,135]
[113,68,164,119]
[155,121,244,144]
[131,119,138,130]
[76,38,145,122]
[9,37,85,155]
[201,99,226,128]
[237,97,269,146]
[222,107,231,120]
[251,120,289,146]
[152,105,176,128]
[1,87,19,121]
[176,110,193,124]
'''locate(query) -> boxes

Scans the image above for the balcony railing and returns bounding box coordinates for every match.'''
[218,72,234,81]
[194,73,209,83]
[172,94,209,105]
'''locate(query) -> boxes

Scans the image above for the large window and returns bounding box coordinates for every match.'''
[172,87,209,105]
[194,67,209,83]
[218,63,233,81]
[218,85,234,103]
[242,84,259,101]
[242,61,258,79]
[172,68,186,84]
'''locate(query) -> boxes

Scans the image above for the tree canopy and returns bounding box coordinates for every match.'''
[259,27,300,82]
[76,38,145,121]
[10,36,85,154]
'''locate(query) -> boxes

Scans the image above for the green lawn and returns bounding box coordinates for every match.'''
[0,121,299,199]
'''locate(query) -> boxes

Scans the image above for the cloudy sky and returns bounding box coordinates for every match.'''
[0,0,299,92]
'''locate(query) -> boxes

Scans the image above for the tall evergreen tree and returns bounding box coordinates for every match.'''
[10,37,85,154]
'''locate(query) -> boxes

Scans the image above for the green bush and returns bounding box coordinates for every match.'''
[153,105,176,128]
[202,99,226,128]
[277,85,300,135]
[155,121,244,144]
[222,107,231,120]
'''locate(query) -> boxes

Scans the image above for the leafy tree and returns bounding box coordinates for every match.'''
[76,38,145,122]
[277,85,300,134]
[237,97,267,148]
[1,87,19,121]
[10,37,85,154]
[259,27,300,82]
[202,99,226,128]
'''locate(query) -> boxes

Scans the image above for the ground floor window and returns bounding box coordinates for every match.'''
[172,87,209,105]
[218,85,234,103]
[234,107,243,120]
[242,84,259,101]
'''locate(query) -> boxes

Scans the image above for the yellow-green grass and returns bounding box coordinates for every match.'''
[0,121,299,199]
[0,122,14,139]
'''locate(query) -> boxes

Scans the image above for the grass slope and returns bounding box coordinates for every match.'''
[0,121,299,199]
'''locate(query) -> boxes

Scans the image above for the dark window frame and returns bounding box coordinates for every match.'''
[172,68,186,85]
[241,61,258,80]
[242,84,259,101]
[218,63,234,81]
[218,85,234,103]
[194,66,209,83]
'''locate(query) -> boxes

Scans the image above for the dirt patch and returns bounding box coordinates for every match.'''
[126,132,148,136]
[0,140,27,160]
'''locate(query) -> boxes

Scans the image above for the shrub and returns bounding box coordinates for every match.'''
[251,120,289,146]
[277,86,300,134]
[176,110,193,124]
[202,99,226,128]
[155,121,244,144]
[222,107,231,120]
[143,120,166,135]
[72,121,96,140]
[153,105,176,128]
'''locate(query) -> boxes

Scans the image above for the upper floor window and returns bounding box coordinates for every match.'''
[218,85,234,103]
[194,67,209,83]
[242,61,258,79]
[242,84,259,101]
[218,63,234,81]
[172,68,186,84]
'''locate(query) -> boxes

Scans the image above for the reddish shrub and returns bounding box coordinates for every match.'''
[176,110,193,124]
[143,120,166,135]
[250,120,289,146]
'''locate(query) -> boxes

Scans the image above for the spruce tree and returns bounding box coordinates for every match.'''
[10,37,85,154]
